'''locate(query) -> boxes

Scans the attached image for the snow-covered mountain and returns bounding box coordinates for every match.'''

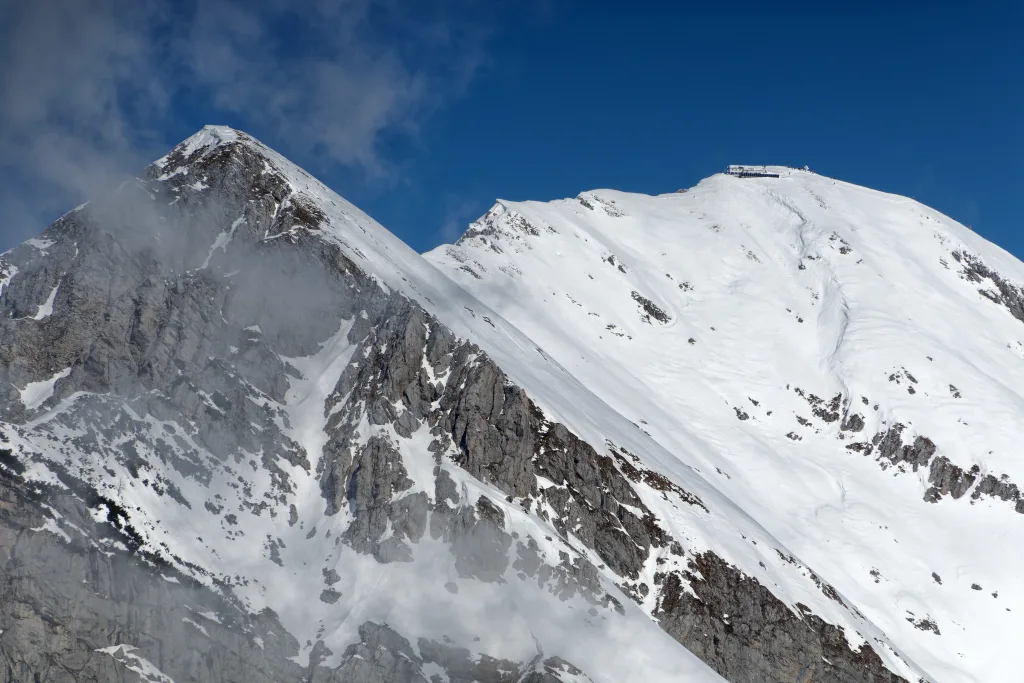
[426,168,1024,682]
[0,130,1019,683]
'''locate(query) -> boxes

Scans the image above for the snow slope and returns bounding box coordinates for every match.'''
[426,172,1024,682]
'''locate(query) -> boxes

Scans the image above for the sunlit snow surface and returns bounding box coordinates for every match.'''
[4,127,1020,682]
[426,174,1024,682]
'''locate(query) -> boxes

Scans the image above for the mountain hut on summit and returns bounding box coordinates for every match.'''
[725,165,782,178]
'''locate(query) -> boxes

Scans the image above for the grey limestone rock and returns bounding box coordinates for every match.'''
[0,461,310,683]
[849,423,1023,514]
[653,552,907,683]
[924,456,978,502]
[951,249,1024,323]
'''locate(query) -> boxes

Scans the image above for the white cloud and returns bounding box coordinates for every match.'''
[0,0,500,246]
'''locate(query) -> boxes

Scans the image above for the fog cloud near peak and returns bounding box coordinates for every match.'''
[0,0,501,249]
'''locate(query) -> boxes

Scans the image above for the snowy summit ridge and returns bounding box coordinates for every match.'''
[427,165,1024,681]
[0,126,1021,683]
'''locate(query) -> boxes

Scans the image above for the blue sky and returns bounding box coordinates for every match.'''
[1,1,1020,257]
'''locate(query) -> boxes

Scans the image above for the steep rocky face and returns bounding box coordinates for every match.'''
[0,447,592,683]
[653,553,906,683]
[0,128,944,683]
[0,456,307,683]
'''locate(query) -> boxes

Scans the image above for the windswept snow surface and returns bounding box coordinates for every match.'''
[426,173,1024,682]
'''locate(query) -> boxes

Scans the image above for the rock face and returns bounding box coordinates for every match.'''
[5,126,1009,682]
[0,445,598,683]
[654,553,905,683]
[0,453,306,683]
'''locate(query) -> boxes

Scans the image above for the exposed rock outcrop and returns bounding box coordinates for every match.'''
[654,553,907,683]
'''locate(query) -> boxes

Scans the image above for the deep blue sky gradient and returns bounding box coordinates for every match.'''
[374,2,1022,253]
[3,1,1021,257]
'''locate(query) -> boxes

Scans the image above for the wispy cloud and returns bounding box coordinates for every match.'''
[437,196,488,245]
[0,0,501,247]
[0,1,170,243]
